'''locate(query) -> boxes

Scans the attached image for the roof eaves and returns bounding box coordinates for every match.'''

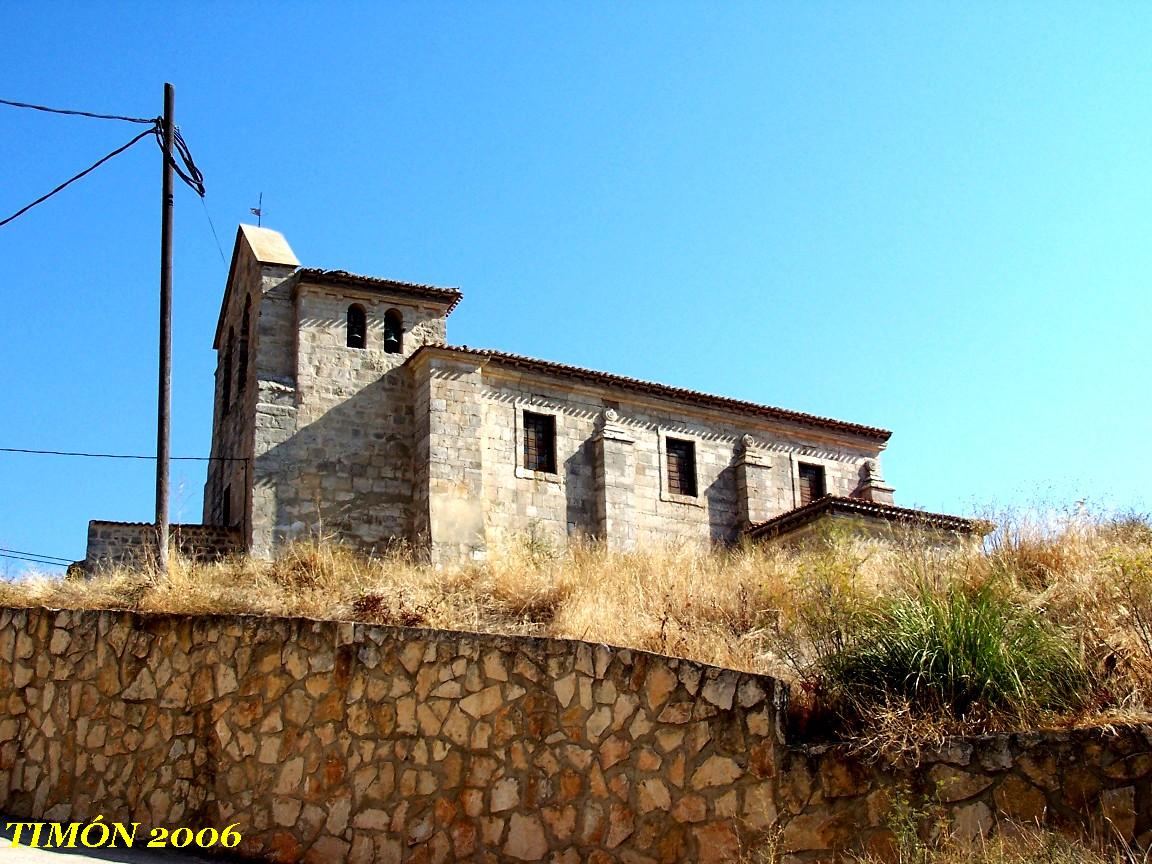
[296,268,463,313]
[745,496,985,539]
[408,345,891,441]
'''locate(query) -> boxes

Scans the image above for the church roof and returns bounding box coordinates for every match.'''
[410,345,892,442]
[296,269,463,313]
[745,495,985,540]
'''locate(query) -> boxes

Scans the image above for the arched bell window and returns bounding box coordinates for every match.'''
[347,304,367,349]
[383,309,403,354]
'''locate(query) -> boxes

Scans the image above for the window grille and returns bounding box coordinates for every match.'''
[522,411,556,473]
[666,438,697,497]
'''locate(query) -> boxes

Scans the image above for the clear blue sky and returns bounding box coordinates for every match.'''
[2,2,1149,575]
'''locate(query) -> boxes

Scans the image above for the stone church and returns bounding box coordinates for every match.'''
[84,225,978,569]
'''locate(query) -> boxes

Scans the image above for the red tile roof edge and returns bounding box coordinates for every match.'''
[745,495,987,539]
[409,345,892,441]
[296,269,463,313]
[88,520,240,531]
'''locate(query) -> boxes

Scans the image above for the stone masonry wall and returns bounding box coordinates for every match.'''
[418,355,487,563]
[2,606,1149,862]
[0,606,784,864]
[474,365,880,552]
[775,729,1151,860]
[210,263,453,557]
[204,242,296,536]
[84,522,243,571]
[260,283,443,552]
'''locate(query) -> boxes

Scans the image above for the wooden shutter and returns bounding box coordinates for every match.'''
[798,463,825,506]
[666,438,698,497]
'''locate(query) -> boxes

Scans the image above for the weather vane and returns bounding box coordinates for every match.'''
[250,192,263,227]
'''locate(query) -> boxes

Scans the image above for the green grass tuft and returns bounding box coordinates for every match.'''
[820,578,1089,724]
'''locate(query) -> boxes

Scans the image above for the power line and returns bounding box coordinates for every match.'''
[163,126,205,197]
[0,97,155,125]
[0,447,247,462]
[200,196,228,262]
[0,126,155,228]
[0,552,73,568]
[0,547,73,565]
[0,97,207,229]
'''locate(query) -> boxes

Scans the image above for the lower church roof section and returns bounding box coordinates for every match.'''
[745,495,989,542]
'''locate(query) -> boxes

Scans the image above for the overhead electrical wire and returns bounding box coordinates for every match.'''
[163,125,205,196]
[0,447,247,462]
[0,97,154,124]
[0,126,156,228]
[0,95,207,229]
[0,547,74,566]
[0,95,219,571]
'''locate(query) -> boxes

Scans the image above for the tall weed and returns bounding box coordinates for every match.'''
[820,578,1088,725]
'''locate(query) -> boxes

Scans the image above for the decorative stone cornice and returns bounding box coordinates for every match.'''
[593,408,635,443]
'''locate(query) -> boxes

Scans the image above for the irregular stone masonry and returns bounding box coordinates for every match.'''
[0,606,1148,863]
[0,607,783,863]
[777,729,1152,860]
[84,522,243,571]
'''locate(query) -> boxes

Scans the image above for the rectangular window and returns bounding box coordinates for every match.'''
[798,463,826,505]
[522,411,556,474]
[666,438,698,497]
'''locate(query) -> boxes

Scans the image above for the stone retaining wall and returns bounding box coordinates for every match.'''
[0,607,783,863]
[0,605,1148,863]
[776,728,1151,860]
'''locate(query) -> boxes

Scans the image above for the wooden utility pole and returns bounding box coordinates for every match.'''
[155,82,175,574]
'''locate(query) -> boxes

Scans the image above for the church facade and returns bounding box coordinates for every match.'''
[81,224,979,571]
[190,224,959,565]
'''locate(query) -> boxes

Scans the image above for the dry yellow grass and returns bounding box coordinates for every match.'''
[3,508,1150,737]
[741,824,1147,864]
[743,822,1149,864]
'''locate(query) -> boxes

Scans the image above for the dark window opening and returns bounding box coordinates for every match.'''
[222,327,234,412]
[523,411,556,474]
[222,484,232,527]
[383,309,403,354]
[238,296,251,391]
[347,304,367,349]
[666,437,697,497]
[798,463,826,506]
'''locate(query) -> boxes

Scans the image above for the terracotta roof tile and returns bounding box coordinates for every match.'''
[745,495,987,540]
[297,268,463,313]
[410,346,892,441]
